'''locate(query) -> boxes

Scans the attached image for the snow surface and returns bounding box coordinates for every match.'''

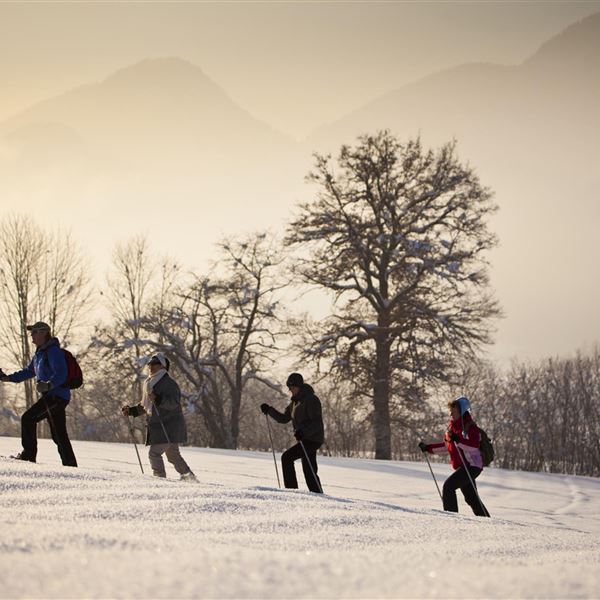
[1,436,599,599]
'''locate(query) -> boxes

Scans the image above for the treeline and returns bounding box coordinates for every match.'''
[317,353,600,477]
[0,131,597,476]
[467,354,600,477]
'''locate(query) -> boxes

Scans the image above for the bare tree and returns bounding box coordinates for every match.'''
[0,214,92,408]
[105,236,157,401]
[456,350,600,477]
[142,232,287,449]
[87,235,180,438]
[287,132,501,459]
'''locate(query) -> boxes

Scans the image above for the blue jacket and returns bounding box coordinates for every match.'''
[8,338,70,403]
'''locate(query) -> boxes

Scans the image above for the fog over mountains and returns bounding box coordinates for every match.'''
[308,13,600,360]
[0,58,303,267]
[1,12,599,360]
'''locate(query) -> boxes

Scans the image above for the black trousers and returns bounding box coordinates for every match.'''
[281,441,323,493]
[21,395,78,467]
[442,466,489,517]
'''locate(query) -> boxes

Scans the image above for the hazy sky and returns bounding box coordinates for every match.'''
[1,1,599,138]
[1,1,599,364]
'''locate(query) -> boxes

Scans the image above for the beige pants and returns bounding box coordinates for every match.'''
[148,443,190,477]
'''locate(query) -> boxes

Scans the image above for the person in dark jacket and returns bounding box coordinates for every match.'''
[419,396,490,517]
[122,353,196,481]
[260,372,324,493]
[0,321,77,466]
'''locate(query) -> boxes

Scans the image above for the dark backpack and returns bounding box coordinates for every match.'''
[44,348,84,389]
[62,349,83,389]
[466,422,495,467]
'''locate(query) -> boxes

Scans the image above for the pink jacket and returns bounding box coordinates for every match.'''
[427,412,483,470]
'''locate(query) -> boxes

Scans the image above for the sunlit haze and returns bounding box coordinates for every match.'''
[1,1,599,362]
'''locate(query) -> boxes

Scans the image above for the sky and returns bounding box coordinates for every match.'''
[1,1,599,364]
[1,1,599,138]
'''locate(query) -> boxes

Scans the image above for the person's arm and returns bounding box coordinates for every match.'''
[267,402,292,424]
[426,442,447,455]
[5,359,36,383]
[122,404,145,417]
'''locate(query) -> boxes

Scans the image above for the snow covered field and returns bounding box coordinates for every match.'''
[1,436,599,599]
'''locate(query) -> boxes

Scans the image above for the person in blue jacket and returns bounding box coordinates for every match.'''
[0,321,77,466]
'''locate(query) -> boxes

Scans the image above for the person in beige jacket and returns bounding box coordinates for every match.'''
[122,353,196,481]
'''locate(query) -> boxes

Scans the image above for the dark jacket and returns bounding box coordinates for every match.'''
[128,374,187,445]
[268,383,324,445]
[8,337,70,402]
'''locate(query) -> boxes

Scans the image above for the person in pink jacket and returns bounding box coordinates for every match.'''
[419,397,490,517]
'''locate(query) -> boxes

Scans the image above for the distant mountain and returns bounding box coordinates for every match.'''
[523,10,600,70]
[306,12,600,359]
[1,14,598,360]
[309,12,600,162]
[0,58,305,268]
[1,57,295,161]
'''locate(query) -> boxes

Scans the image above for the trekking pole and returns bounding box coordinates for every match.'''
[264,414,281,488]
[455,445,490,517]
[422,449,443,501]
[123,414,144,474]
[299,440,323,494]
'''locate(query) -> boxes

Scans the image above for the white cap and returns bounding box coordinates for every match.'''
[148,352,168,368]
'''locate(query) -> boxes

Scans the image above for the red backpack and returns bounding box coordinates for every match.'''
[44,348,84,389]
[62,349,83,389]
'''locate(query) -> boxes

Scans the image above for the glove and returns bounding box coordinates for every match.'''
[294,429,304,441]
[36,381,52,394]
[260,403,270,415]
[445,430,459,443]
[121,406,132,416]
[418,441,428,453]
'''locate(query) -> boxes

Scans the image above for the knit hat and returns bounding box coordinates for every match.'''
[286,372,303,388]
[454,396,471,415]
[149,352,170,371]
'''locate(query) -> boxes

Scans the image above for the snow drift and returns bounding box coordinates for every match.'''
[1,437,599,599]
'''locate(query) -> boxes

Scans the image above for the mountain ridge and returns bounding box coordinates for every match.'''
[1,13,599,361]
[308,10,600,145]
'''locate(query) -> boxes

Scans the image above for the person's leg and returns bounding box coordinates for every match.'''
[148,444,168,477]
[300,441,323,493]
[460,467,490,517]
[281,444,304,489]
[164,443,192,475]
[20,397,53,461]
[45,397,77,467]
[442,468,469,512]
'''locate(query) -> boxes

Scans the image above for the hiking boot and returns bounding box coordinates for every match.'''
[180,471,198,482]
[152,471,167,478]
[10,452,36,463]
